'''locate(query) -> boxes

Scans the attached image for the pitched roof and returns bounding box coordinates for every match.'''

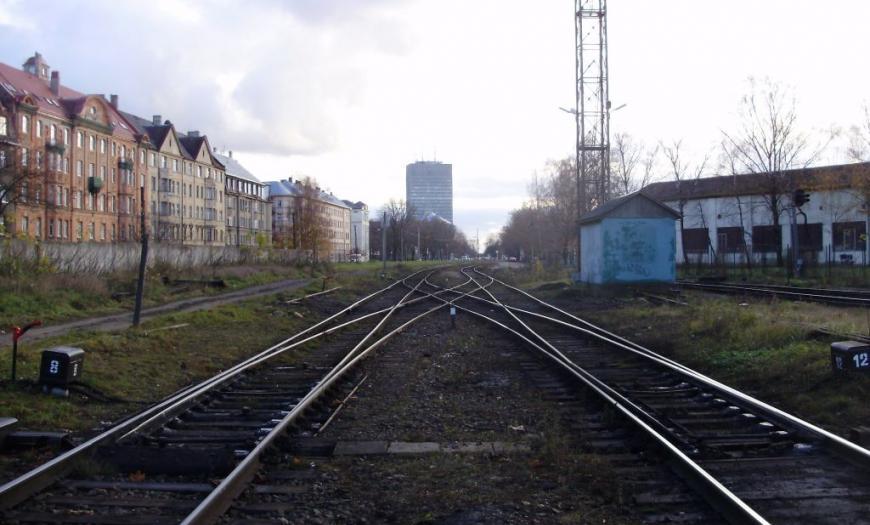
[266,179,350,209]
[213,151,261,184]
[341,199,368,210]
[0,61,138,141]
[578,191,679,225]
[642,162,869,202]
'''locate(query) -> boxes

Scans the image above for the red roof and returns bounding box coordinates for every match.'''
[0,61,138,142]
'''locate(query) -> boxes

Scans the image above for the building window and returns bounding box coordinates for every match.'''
[0,116,7,136]
[21,148,28,167]
[100,165,106,179]
[796,223,823,251]
[88,163,95,177]
[100,139,106,154]
[76,160,83,177]
[0,150,6,168]
[89,135,95,151]
[21,115,29,134]
[161,155,167,169]
[35,218,41,237]
[100,223,106,240]
[833,222,867,251]
[88,222,95,240]
[76,221,83,240]
[682,228,709,254]
[50,124,56,142]
[63,128,69,145]
[36,120,42,138]
[76,131,83,148]
[140,149,145,164]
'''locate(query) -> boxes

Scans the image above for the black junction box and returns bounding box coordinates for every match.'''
[39,347,85,386]
[831,341,870,372]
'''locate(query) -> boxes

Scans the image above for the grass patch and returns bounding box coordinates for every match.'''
[0,293,315,432]
[579,292,870,436]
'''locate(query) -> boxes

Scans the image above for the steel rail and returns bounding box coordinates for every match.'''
[678,281,870,307]
[180,268,491,524]
[679,280,870,298]
[0,267,456,509]
[116,267,476,441]
[472,268,870,468]
[425,269,769,524]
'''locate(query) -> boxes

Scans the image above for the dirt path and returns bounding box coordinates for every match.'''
[0,278,311,347]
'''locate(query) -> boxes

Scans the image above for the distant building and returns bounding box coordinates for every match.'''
[406,160,453,223]
[342,199,369,261]
[578,192,679,284]
[213,151,271,247]
[267,178,351,262]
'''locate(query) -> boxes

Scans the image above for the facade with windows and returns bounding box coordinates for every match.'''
[642,163,870,265]
[0,52,150,242]
[268,178,351,262]
[122,113,226,246]
[406,160,453,223]
[342,200,369,261]
[214,151,271,247]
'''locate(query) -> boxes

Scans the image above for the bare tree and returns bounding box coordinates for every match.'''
[0,151,40,234]
[294,177,330,262]
[662,140,709,265]
[611,133,658,197]
[720,78,829,265]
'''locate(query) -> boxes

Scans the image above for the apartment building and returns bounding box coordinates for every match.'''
[0,52,149,241]
[268,178,351,262]
[213,151,271,247]
[122,113,226,245]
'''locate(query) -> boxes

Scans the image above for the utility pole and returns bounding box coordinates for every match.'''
[133,186,148,326]
[381,211,387,273]
[417,227,421,260]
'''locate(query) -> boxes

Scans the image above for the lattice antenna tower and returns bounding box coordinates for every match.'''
[574,0,610,214]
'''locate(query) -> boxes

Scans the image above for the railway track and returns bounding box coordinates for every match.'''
[0,267,487,525]
[677,281,870,307]
[418,268,870,524]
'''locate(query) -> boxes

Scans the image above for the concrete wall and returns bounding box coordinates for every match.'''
[581,218,676,284]
[0,239,305,274]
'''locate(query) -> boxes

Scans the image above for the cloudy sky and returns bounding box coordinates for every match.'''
[2,0,869,243]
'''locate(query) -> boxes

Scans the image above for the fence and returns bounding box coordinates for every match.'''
[679,244,869,286]
[0,239,308,274]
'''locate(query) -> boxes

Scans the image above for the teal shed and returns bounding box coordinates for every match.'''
[578,192,679,284]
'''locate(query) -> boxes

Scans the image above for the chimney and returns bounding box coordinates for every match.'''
[110,94,118,109]
[50,71,60,96]
[152,115,161,125]
[228,150,233,158]
[188,130,200,137]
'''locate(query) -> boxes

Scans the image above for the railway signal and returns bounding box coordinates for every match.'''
[10,320,42,382]
[793,188,810,208]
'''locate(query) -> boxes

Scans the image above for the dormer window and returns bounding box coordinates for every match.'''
[89,106,97,116]
[41,66,48,77]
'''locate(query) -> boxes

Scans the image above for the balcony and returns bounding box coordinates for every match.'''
[45,139,65,154]
[118,159,134,171]
[88,176,103,194]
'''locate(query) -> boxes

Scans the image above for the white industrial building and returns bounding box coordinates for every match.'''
[642,163,869,266]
